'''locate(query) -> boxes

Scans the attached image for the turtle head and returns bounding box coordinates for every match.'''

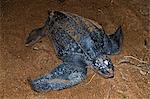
[92,55,114,78]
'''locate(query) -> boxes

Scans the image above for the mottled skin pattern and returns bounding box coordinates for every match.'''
[25,11,123,92]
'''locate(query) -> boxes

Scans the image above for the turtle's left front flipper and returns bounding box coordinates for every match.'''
[108,26,123,54]
[102,26,123,55]
[29,62,87,92]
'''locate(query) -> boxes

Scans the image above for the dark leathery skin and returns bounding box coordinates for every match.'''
[25,11,123,92]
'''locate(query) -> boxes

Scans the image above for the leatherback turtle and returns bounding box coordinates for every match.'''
[25,11,123,92]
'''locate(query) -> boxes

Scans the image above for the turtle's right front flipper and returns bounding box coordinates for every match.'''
[25,26,48,47]
[30,62,87,92]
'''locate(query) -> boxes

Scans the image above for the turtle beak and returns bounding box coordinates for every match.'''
[104,68,114,78]
[97,67,114,78]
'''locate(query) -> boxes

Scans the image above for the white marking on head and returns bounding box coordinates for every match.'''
[104,60,109,65]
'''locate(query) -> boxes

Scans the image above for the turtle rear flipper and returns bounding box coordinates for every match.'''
[25,26,48,47]
[107,26,123,55]
[30,62,87,92]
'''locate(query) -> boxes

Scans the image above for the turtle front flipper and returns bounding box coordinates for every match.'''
[107,26,123,54]
[29,62,87,92]
[25,26,48,47]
